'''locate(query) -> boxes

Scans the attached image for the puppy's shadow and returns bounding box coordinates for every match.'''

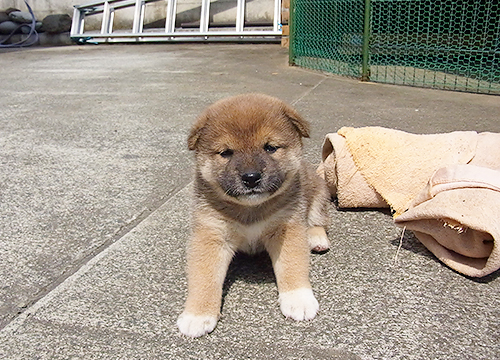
[221,252,275,308]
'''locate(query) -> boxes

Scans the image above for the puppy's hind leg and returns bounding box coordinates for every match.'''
[307,195,330,252]
[307,226,330,253]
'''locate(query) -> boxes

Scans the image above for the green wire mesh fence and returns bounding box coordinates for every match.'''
[289,0,500,95]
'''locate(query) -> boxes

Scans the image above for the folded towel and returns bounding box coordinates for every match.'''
[317,132,388,208]
[395,165,500,277]
[319,127,500,277]
[321,127,478,215]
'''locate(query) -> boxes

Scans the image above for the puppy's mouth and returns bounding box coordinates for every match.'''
[222,182,278,205]
[231,189,272,206]
[217,171,285,205]
[226,187,269,199]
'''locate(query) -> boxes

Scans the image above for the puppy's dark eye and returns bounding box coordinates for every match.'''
[264,144,279,154]
[219,149,234,158]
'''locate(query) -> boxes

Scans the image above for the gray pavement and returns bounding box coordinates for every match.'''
[0,44,499,360]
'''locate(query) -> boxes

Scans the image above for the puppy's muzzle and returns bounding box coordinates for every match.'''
[241,172,262,189]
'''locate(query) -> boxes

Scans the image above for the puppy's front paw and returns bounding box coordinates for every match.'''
[279,288,319,321]
[307,226,330,252]
[177,312,218,337]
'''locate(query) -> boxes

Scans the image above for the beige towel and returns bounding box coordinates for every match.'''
[395,165,500,277]
[321,127,478,215]
[317,132,388,208]
[319,127,500,277]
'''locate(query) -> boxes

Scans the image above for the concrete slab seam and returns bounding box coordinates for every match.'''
[0,182,193,335]
[291,77,327,106]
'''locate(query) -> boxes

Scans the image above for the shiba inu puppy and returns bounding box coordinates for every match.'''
[177,94,330,337]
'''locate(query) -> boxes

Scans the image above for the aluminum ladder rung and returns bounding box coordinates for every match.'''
[236,0,245,32]
[132,0,145,33]
[199,0,210,33]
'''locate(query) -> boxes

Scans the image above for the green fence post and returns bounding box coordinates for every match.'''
[288,0,296,66]
[361,0,371,81]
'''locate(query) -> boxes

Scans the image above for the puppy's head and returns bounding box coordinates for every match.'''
[188,94,309,206]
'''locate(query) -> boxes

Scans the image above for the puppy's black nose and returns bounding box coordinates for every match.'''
[242,172,262,188]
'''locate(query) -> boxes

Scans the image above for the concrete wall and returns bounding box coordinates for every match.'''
[1,0,75,18]
[1,0,276,31]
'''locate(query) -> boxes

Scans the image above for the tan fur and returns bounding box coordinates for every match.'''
[177,94,330,337]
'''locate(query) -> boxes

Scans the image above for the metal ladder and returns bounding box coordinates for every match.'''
[71,0,282,43]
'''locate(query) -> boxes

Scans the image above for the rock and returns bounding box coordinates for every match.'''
[9,10,35,24]
[38,32,72,46]
[0,11,10,23]
[5,8,21,15]
[20,21,43,34]
[0,20,20,34]
[41,14,72,34]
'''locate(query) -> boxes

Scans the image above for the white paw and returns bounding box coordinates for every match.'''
[307,226,330,252]
[279,287,319,321]
[177,312,218,338]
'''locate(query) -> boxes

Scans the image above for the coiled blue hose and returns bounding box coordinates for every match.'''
[0,0,39,48]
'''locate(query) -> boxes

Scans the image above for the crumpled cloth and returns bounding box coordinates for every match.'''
[395,165,500,277]
[318,127,500,277]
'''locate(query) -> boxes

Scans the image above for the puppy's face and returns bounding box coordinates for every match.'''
[188,94,310,206]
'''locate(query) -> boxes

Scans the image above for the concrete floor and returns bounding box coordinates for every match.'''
[0,44,499,360]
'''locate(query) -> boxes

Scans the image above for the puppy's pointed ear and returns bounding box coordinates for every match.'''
[187,112,208,150]
[282,104,310,138]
